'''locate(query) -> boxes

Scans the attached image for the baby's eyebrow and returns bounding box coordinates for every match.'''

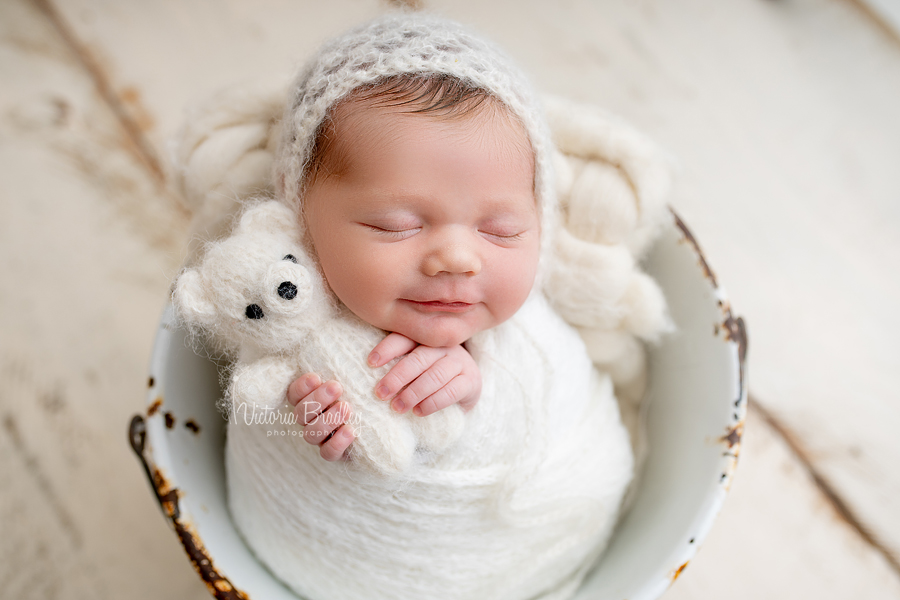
[348,186,537,218]
[345,186,421,205]
[479,194,540,215]
[478,213,535,232]
[480,211,528,222]
[352,193,419,210]
[351,202,421,222]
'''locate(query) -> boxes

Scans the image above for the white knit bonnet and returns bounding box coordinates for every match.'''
[274,12,557,255]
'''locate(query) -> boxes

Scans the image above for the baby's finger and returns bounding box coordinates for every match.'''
[412,374,475,417]
[368,332,418,367]
[294,380,341,426]
[319,425,355,462]
[287,373,322,406]
[302,399,350,446]
[391,355,459,414]
[375,346,442,401]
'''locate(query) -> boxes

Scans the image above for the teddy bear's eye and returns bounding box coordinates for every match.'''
[245,304,264,319]
[283,254,298,263]
[278,281,298,300]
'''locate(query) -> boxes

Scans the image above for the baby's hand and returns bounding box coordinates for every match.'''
[286,374,355,462]
[368,333,482,416]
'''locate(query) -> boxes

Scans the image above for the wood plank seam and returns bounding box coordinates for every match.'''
[751,396,900,577]
[843,0,900,45]
[385,0,425,10]
[2,412,83,549]
[29,0,188,218]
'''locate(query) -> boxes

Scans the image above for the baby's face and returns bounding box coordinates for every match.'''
[303,98,540,347]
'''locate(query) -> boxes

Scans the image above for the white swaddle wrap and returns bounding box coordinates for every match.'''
[225,293,632,600]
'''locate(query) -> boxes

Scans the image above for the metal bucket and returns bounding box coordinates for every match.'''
[129,210,747,600]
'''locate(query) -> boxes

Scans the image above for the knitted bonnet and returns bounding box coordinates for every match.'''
[274,12,557,252]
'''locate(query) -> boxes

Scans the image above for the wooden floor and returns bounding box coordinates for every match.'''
[1,0,899,598]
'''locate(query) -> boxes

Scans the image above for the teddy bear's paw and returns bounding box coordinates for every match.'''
[229,359,296,412]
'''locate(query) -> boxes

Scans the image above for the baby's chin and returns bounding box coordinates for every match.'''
[395,324,474,349]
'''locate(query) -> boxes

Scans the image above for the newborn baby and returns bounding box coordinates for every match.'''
[177,13,635,600]
[284,56,544,461]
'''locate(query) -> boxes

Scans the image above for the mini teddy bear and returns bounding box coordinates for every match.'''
[172,199,466,476]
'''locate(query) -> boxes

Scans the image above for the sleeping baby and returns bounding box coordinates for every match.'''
[174,12,651,600]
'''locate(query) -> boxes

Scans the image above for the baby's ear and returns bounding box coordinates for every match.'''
[173,269,216,327]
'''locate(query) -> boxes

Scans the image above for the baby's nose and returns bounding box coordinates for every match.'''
[422,233,481,277]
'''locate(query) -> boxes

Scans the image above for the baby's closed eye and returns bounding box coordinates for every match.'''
[359,222,422,239]
[479,228,525,240]
[477,220,532,244]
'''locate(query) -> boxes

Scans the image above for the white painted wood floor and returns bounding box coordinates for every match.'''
[1,0,899,598]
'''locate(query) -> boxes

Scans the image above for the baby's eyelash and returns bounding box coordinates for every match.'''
[480,230,525,241]
[362,224,421,238]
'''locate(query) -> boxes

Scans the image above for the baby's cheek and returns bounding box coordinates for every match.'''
[490,251,538,315]
[319,237,373,289]
[324,248,397,323]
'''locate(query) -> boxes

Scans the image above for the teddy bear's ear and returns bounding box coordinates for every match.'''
[172,269,216,327]
[236,200,297,236]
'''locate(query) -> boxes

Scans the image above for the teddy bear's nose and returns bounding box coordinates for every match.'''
[245,304,264,319]
[278,281,298,300]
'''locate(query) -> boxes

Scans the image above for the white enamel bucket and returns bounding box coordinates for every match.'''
[129,210,747,600]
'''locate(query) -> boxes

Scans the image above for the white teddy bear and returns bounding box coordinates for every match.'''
[172,199,466,476]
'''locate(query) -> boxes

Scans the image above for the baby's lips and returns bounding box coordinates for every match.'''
[402,299,476,314]
[404,293,480,304]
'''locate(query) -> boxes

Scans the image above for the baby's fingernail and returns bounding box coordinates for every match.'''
[325,381,340,398]
[376,384,390,399]
[413,405,423,416]
[392,399,405,413]
[368,352,380,367]
[341,427,354,439]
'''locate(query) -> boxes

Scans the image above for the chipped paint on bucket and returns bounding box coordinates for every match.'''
[130,210,747,600]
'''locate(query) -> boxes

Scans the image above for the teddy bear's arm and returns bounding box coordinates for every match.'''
[229,356,299,412]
